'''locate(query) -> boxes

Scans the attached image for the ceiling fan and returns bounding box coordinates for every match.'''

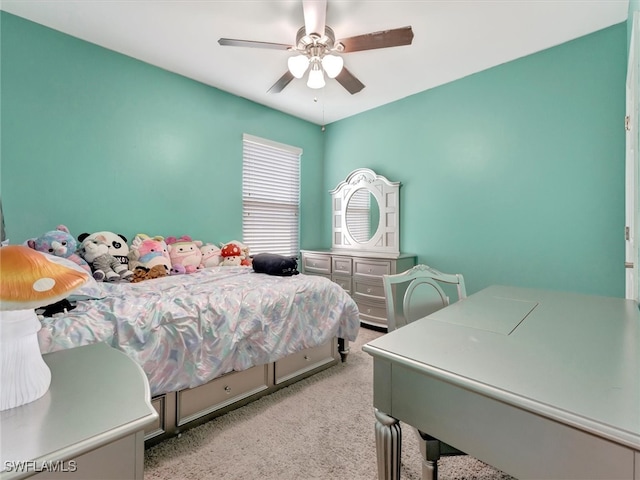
[218,0,414,94]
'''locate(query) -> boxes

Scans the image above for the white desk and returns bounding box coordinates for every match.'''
[362,286,640,480]
[1,343,157,480]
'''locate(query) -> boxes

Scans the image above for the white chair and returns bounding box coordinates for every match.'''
[381,264,467,480]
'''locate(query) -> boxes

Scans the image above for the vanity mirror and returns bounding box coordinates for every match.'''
[330,168,400,256]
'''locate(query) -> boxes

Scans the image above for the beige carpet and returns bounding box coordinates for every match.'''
[144,327,516,480]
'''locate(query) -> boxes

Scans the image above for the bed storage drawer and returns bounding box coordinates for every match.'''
[275,341,335,384]
[177,365,269,426]
[302,254,332,275]
[145,395,166,439]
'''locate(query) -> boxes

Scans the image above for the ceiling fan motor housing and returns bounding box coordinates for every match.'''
[294,26,344,56]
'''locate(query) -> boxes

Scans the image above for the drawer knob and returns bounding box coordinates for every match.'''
[224,385,231,394]
[367,288,372,293]
[304,355,310,361]
[368,268,373,273]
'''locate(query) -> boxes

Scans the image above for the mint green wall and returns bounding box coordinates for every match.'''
[1,13,628,297]
[0,12,325,248]
[325,24,627,297]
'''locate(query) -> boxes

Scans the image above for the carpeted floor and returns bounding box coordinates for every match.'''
[144,327,516,479]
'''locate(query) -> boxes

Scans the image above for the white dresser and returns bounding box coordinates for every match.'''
[300,249,416,330]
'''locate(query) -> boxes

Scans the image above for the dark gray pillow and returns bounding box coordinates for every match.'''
[252,253,299,276]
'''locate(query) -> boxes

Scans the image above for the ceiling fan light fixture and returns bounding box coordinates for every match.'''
[307,60,325,89]
[321,54,343,79]
[220,5,414,95]
[288,55,310,78]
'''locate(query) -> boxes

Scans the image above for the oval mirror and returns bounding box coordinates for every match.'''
[346,188,380,243]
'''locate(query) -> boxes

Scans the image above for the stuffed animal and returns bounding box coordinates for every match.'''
[199,243,222,268]
[35,298,76,317]
[27,225,91,273]
[220,242,244,266]
[77,231,130,269]
[128,234,171,273]
[79,235,134,282]
[220,240,251,267]
[130,265,168,283]
[238,242,252,267]
[165,235,192,245]
[166,235,203,273]
[170,264,186,275]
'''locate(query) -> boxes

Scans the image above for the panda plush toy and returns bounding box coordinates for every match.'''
[77,231,131,269]
[78,234,134,282]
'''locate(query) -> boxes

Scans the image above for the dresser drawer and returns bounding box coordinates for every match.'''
[302,254,332,275]
[353,278,386,302]
[275,341,335,384]
[332,256,352,275]
[354,258,391,277]
[177,365,269,426]
[357,300,389,328]
[332,274,352,294]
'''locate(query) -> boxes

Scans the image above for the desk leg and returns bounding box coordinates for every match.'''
[417,430,440,480]
[374,409,401,480]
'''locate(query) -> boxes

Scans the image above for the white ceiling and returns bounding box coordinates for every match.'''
[1,1,629,125]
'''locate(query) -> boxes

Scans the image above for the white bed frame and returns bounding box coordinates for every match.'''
[144,337,349,446]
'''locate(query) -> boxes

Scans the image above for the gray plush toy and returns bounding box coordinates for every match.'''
[79,235,134,282]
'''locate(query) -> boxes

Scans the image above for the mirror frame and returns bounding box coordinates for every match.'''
[330,168,400,255]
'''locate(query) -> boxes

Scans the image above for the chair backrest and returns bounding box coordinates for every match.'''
[382,264,467,331]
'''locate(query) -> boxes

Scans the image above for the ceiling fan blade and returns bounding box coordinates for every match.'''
[218,38,292,50]
[267,71,295,93]
[302,0,327,37]
[335,67,365,95]
[338,26,414,53]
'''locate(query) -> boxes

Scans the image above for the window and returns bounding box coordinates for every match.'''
[242,134,302,257]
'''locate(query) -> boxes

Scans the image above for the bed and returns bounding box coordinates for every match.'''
[37,266,360,445]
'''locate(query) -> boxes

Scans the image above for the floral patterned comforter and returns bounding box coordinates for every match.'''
[38,266,360,396]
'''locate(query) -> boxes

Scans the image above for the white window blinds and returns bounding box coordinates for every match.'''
[242,134,302,257]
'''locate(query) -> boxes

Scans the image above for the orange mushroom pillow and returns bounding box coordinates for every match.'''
[0,245,90,311]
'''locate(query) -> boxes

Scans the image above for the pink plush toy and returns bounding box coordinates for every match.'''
[166,235,203,274]
[199,243,222,268]
[128,234,171,273]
